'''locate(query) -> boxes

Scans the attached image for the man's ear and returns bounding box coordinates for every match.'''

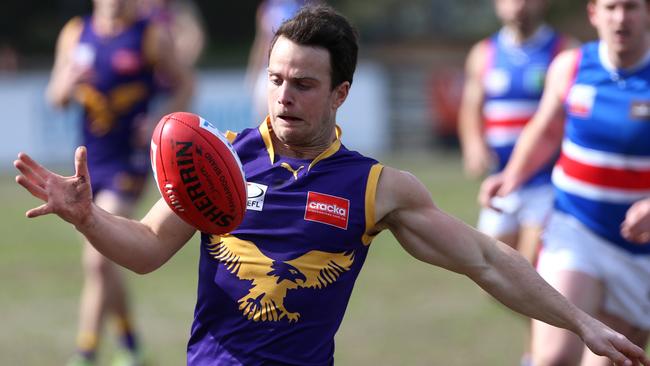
[587,1,598,28]
[332,81,351,110]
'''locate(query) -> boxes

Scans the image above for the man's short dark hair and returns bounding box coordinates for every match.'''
[270,5,359,89]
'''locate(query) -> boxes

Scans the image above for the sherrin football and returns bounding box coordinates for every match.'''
[150,112,247,234]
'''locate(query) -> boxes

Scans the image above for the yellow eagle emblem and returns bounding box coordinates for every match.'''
[207,235,355,323]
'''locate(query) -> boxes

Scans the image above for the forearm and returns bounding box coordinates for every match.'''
[46,72,76,108]
[75,204,169,274]
[501,118,561,189]
[396,205,588,336]
[458,113,486,154]
[470,241,587,335]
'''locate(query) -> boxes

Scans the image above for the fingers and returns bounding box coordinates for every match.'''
[477,174,503,210]
[621,218,650,244]
[610,335,648,366]
[26,203,52,218]
[635,356,650,366]
[621,227,650,244]
[74,146,90,179]
[15,174,48,202]
[14,157,47,191]
[16,152,50,181]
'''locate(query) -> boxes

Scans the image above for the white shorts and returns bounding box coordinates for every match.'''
[538,211,650,329]
[477,184,554,237]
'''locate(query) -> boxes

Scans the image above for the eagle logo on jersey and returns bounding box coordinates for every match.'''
[75,82,149,136]
[207,235,354,323]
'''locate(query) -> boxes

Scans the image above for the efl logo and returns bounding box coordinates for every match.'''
[247,182,268,212]
[304,191,349,229]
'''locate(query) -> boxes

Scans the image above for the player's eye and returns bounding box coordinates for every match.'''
[296,82,311,91]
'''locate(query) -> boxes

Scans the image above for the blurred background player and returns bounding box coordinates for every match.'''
[457,1,576,364]
[458,0,576,264]
[480,0,650,364]
[45,0,193,364]
[245,0,312,123]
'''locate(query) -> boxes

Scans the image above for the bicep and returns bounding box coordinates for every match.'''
[390,204,492,275]
[377,168,490,274]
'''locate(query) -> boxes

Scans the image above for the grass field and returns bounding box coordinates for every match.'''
[0,150,527,365]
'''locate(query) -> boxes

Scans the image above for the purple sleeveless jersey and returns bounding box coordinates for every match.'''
[188,121,383,365]
[74,16,155,196]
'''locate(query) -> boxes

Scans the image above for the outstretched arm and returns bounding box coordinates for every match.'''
[371,167,649,366]
[14,147,196,273]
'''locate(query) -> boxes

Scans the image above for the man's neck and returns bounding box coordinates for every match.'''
[270,130,337,160]
[92,12,136,36]
[606,37,650,70]
[502,23,543,46]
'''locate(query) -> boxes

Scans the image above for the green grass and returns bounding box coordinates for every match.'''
[0,151,527,365]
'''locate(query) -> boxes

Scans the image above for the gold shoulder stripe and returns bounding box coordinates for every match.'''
[258,116,275,164]
[362,163,384,245]
[224,130,238,143]
[65,16,84,33]
[307,125,342,171]
[60,17,84,52]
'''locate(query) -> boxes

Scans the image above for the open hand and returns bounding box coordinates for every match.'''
[14,146,93,227]
[581,316,650,366]
[621,198,650,244]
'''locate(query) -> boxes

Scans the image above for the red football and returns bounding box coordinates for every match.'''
[150,112,247,234]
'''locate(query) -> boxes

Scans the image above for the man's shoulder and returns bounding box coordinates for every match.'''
[60,16,85,39]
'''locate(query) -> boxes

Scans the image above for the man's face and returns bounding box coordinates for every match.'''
[494,0,546,31]
[267,36,349,148]
[589,0,650,55]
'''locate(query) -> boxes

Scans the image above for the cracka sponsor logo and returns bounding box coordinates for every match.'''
[304,191,349,229]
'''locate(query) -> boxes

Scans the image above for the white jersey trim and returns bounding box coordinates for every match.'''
[598,41,650,74]
[483,99,538,120]
[485,127,523,147]
[562,139,650,170]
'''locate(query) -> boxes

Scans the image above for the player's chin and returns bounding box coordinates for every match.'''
[273,120,306,137]
[275,130,305,146]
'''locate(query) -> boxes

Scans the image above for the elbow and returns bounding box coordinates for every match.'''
[46,89,70,109]
[131,265,155,275]
[129,258,164,275]
[120,253,166,274]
